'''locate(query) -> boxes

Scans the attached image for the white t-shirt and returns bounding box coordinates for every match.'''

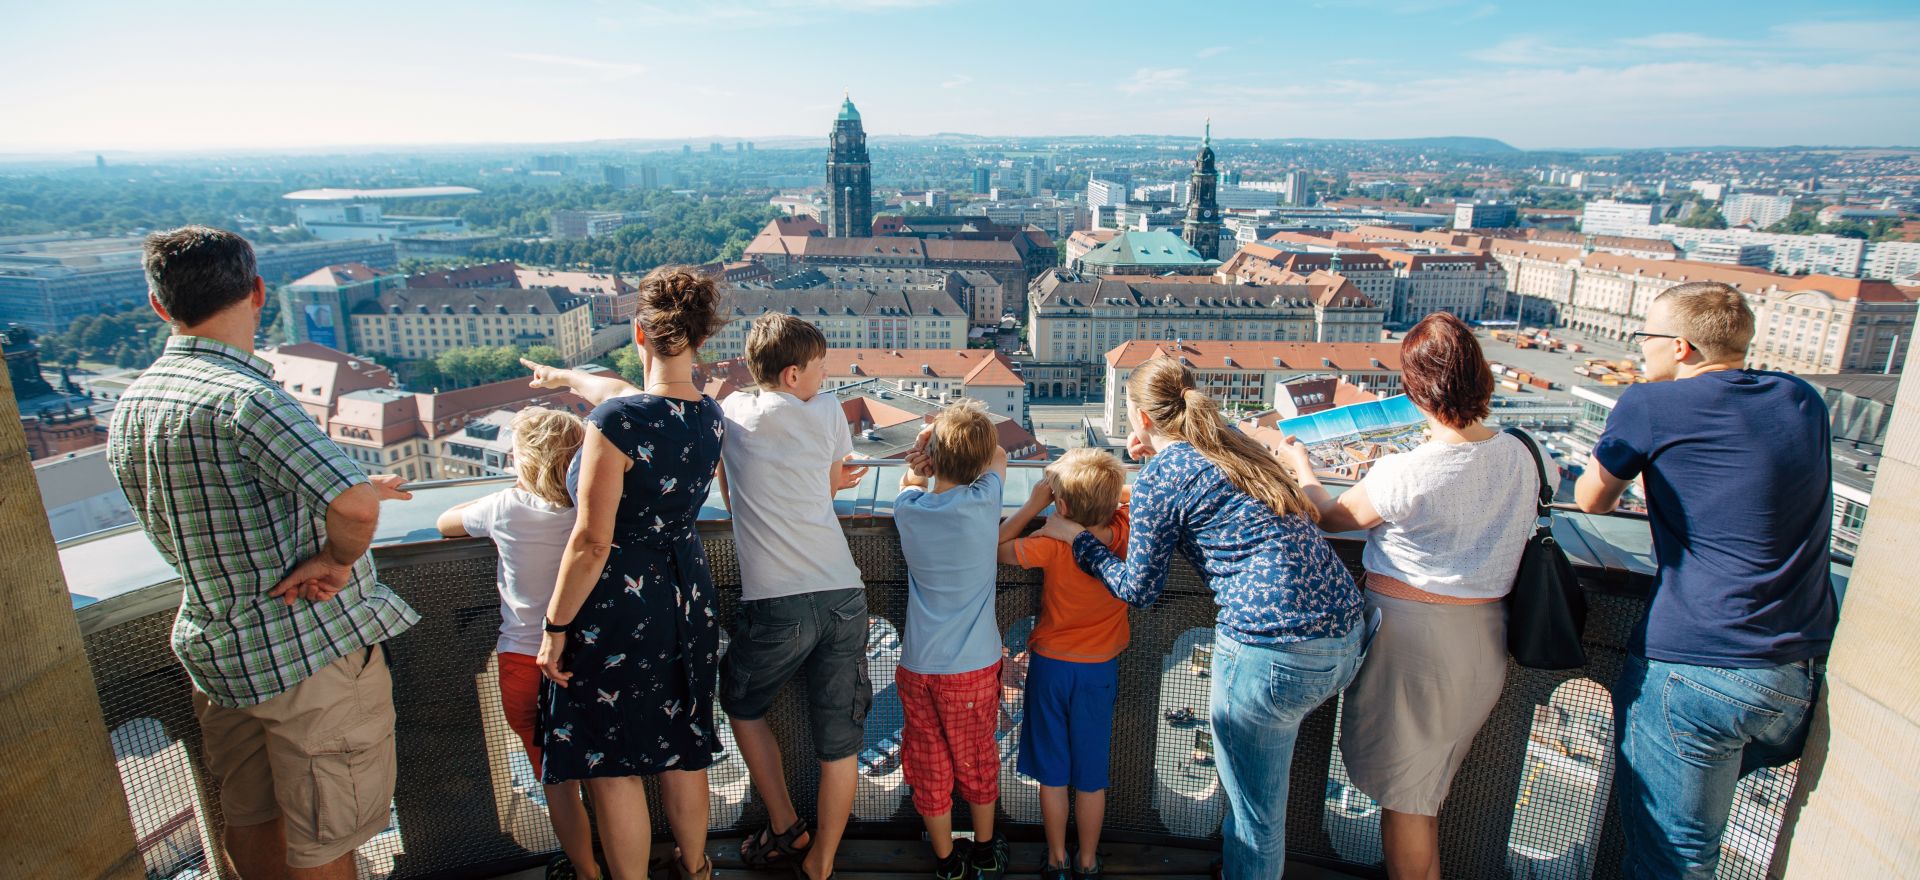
[462,487,579,655]
[1358,432,1544,600]
[720,389,863,601]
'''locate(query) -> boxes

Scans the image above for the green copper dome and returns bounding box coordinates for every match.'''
[838,95,861,122]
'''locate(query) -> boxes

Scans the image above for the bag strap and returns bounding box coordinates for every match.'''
[1502,427,1553,517]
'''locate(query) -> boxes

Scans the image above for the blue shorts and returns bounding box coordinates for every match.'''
[1017,653,1119,791]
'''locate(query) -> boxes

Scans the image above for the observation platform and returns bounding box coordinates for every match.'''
[65,461,1839,880]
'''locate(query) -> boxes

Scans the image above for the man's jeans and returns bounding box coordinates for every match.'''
[1613,653,1823,880]
[1211,626,1365,880]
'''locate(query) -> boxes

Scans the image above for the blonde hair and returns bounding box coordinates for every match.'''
[927,400,997,486]
[1655,281,1755,362]
[1046,448,1126,527]
[1127,357,1316,521]
[510,406,586,507]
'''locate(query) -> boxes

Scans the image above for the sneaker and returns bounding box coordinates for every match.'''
[1041,858,1072,880]
[967,836,1008,880]
[933,839,973,880]
[1072,856,1104,880]
[544,854,578,880]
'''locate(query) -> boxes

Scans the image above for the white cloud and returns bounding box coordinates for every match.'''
[941,74,973,89]
[1198,45,1231,59]
[606,0,951,29]
[1118,67,1190,96]
[1619,32,1740,50]
[508,53,648,81]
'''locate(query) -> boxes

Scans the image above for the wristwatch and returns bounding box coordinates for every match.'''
[544,618,570,634]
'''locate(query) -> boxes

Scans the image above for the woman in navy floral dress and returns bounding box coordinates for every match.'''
[529,268,727,880]
[1037,357,1364,880]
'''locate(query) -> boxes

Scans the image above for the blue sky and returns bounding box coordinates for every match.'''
[3,0,1916,152]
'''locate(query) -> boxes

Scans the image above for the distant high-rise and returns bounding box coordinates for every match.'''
[1182,121,1220,261]
[94,154,105,172]
[973,167,992,194]
[709,142,723,154]
[1284,169,1309,206]
[602,164,628,187]
[682,144,693,156]
[1023,164,1043,195]
[826,94,873,239]
[640,165,660,189]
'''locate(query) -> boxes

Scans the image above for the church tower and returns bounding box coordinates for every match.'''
[1182,119,1221,260]
[826,94,873,238]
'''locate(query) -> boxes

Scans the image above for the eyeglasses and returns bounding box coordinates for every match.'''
[1629,331,1681,344]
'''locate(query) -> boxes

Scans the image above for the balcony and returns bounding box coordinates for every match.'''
[62,465,1841,880]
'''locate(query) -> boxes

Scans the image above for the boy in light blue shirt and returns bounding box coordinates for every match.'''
[894,400,1009,880]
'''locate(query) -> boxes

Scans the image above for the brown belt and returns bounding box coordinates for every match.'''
[1366,571,1501,606]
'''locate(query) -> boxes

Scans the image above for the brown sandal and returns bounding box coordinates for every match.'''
[740,818,811,868]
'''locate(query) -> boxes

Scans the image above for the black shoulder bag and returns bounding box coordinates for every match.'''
[1503,428,1588,670]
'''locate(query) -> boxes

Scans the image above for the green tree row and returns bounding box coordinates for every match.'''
[396,186,780,272]
[1765,211,1905,241]
[402,344,562,392]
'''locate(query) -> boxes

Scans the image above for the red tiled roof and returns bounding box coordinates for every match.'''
[288,263,388,288]
[829,349,1023,385]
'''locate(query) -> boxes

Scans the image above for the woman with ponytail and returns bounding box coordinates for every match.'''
[1037,356,1364,880]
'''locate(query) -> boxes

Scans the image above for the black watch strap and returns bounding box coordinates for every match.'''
[544,618,570,634]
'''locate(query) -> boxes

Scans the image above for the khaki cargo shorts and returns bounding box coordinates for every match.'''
[193,644,398,869]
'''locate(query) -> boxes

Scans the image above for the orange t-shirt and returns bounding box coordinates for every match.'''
[1012,507,1131,663]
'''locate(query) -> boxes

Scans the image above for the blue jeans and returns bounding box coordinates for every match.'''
[1613,654,1822,880]
[1210,627,1365,880]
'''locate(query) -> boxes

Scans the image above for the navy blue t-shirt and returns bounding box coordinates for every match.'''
[1592,370,1837,667]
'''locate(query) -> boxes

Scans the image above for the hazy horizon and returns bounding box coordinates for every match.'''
[5,0,1917,154]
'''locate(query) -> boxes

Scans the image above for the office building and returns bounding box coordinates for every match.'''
[1454,201,1517,230]
[973,167,992,194]
[278,264,403,354]
[548,210,645,240]
[1087,178,1129,210]
[1579,200,1663,237]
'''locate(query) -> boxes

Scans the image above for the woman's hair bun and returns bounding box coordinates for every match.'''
[635,266,724,357]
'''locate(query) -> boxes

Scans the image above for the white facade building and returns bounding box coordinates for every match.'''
[1579,200,1663,237]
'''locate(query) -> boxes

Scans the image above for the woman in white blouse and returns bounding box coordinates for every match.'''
[1278,312,1542,880]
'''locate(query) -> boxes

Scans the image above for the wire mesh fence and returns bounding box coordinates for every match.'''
[80,523,1796,880]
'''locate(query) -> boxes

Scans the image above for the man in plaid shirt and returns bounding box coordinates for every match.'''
[108,226,419,879]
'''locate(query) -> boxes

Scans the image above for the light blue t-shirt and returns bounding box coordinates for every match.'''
[895,471,1005,675]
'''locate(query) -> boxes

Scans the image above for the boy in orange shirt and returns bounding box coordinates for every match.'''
[996,449,1131,880]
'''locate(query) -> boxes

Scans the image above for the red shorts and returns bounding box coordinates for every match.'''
[498,652,542,772]
[897,662,1002,816]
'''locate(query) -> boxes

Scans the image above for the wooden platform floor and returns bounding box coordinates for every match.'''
[490,836,1367,879]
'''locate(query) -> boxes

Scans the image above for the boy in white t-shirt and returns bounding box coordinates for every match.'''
[716,314,871,880]
[435,406,601,880]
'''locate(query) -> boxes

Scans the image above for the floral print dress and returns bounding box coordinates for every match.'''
[541,394,724,782]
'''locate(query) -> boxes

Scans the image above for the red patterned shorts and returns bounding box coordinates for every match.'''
[896,661,1003,816]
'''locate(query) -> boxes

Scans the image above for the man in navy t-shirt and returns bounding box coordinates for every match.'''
[1576,281,1837,880]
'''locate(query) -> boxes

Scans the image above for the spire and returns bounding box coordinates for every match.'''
[1204,117,1211,148]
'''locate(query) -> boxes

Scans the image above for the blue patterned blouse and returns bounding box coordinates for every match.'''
[1071,442,1363,646]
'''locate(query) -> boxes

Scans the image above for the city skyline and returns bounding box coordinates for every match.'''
[3,0,1918,154]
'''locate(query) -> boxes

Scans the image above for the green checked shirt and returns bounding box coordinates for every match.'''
[108,335,419,707]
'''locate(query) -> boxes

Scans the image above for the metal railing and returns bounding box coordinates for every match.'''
[75,493,1798,880]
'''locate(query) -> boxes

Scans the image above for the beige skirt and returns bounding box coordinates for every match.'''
[1339,590,1507,815]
